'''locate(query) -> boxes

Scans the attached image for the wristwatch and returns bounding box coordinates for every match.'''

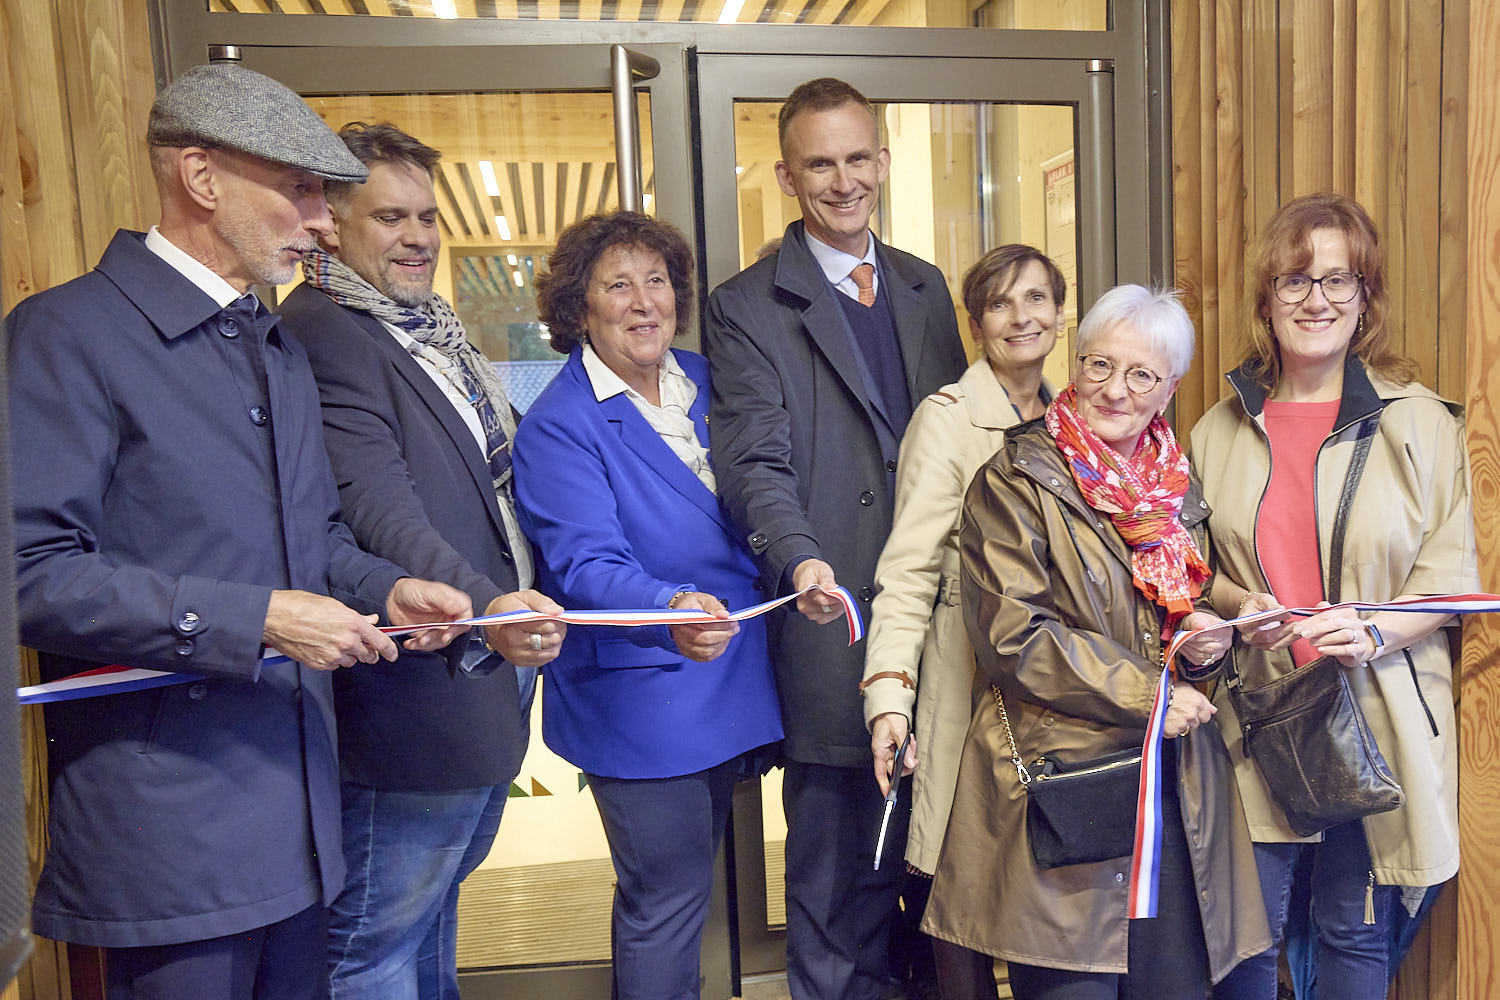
[1363,621,1386,660]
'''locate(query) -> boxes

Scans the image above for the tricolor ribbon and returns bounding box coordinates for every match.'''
[16,584,863,705]
[1127,591,1500,919]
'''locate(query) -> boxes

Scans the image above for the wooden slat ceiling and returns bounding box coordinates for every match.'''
[211,0,889,25]
[301,92,658,251]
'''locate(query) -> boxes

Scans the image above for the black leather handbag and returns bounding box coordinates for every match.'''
[1225,417,1405,837]
[991,686,1141,870]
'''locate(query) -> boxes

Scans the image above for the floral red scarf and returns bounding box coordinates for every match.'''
[1044,384,1209,623]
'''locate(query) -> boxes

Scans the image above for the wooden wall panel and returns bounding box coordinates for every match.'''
[1172,1,1475,997]
[2,1,156,997]
[1460,0,1500,994]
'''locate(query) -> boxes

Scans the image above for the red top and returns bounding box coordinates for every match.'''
[1256,399,1341,666]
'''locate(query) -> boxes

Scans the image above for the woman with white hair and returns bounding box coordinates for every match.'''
[922,285,1270,1000]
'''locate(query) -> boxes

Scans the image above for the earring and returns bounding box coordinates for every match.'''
[1357,313,1366,338]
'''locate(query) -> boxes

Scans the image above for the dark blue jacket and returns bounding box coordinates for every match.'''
[7,231,407,947]
[512,349,782,778]
[280,282,527,791]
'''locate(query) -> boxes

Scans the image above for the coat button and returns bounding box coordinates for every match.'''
[1114,872,1125,884]
[175,638,195,657]
[1049,477,1061,487]
[249,405,269,427]
[859,491,875,506]
[886,460,898,473]
[1041,716,1054,726]
[1017,458,1028,466]
[177,610,201,634]
[859,586,874,602]
[219,316,240,338]
[187,682,208,700]
[750,533,767,547]
[1199,500,1209,509]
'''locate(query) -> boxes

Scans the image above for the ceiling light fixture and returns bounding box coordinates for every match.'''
[478,160,500,197]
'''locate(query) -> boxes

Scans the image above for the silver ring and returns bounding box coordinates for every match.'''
[528,633,542,652]
[819,603,836,614]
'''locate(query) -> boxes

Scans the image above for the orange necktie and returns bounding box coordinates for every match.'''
[849,263,876,307]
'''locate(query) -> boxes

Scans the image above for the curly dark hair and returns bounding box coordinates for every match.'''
[534,212,695,355]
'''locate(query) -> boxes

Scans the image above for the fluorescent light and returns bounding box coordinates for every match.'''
[643,194,654,210]
[478,160,500,197]
[718,0,745,21]
[512,270,525,287]
[432,0,457,17]
[494,215,512,240]
[507,254,518,265]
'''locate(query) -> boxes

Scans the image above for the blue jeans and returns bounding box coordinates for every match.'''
[1214,821,1395,1000]
[328,666,537,1000]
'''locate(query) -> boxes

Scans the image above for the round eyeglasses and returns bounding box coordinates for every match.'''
[1271,270,1364,305]
[1076,355,1165,395]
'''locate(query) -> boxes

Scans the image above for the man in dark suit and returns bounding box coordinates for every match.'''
[7,66,474,1000]
[703,78,967,999]
[277,122,564,1000]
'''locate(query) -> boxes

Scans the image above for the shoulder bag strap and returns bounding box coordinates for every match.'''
[1326,416,1379,604]
[990,686,1032,785]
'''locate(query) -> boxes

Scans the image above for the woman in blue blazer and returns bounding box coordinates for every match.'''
[513,212,783,1000]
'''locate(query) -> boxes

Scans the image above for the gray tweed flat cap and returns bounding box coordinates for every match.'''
[147,64,368,183]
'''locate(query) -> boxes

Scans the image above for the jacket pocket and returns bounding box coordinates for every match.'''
[1403,649,1439,738]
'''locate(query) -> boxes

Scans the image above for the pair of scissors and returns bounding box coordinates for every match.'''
[873,729,913,871]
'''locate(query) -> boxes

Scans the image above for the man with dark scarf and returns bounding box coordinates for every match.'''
[278,122,564,1000]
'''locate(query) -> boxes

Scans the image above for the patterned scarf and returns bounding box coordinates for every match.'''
[301,248,517,493]
[1044,383,1209,623]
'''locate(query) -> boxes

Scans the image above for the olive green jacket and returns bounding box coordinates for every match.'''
[1189,357,1477,887]
[924,419,1270,980]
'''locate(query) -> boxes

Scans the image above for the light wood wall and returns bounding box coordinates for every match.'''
[1460,2,1500,997]
[1172,2,1493,998]
[2,0,158,996]
[1170,0,1468,434]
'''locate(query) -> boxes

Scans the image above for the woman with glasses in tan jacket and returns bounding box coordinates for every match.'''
[1190,193,1476,999]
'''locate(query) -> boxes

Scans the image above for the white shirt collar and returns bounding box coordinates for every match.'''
[144,227,243,308]
[804,230,879,289]
[581,342,691,404]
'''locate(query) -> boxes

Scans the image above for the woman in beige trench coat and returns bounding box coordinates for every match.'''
[923,285,1271,1000]
[862,244,1064,997]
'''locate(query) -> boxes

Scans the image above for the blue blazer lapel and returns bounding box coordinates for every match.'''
[584,368,725,528]
[353,311,510,542]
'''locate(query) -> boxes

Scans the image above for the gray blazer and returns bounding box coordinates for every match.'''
[703,221,965,766]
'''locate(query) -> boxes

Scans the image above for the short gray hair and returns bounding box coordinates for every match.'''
[1075,284,1195,379]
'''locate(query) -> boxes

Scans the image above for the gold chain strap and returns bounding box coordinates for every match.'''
[990,685,1031,786]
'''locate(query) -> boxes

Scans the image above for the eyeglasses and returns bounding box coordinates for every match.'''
[1271,270,1364,305]
[1076,355,1165,395]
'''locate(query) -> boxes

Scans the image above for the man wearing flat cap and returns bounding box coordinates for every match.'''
[7,64,475,999]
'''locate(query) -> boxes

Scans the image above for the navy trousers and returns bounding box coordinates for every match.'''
[588,758,738,1000]
[782,760,910,1000]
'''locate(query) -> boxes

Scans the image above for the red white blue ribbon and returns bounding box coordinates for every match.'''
[17,584,863,705]
[1127,666,1172,917]
[1127,591,1500,919]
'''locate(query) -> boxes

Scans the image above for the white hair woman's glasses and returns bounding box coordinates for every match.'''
[1076,354,1165,395]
